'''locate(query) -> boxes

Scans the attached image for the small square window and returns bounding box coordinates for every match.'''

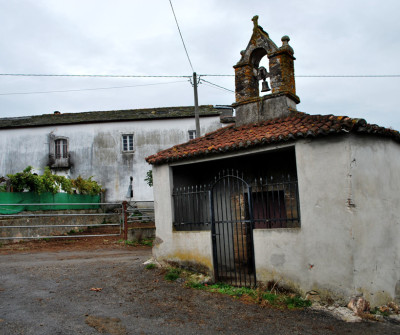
[122,134,134,152]
[188,130,196,140]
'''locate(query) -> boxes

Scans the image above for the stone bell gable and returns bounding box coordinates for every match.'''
[233,16,300,126]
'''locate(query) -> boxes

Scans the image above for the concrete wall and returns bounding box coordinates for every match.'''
[254,135,400,306]
[152,164,213,274]
[0,116,222,202]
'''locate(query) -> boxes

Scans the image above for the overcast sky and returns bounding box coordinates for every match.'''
[0,0,399,130]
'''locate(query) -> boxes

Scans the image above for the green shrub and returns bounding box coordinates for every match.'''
[5,166,102,195]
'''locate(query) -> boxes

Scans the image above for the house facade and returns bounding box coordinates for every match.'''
[0,105,231,202]
[146,17,400,306]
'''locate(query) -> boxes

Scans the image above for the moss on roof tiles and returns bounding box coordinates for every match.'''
[0,105,221,129]
[146,111,400,165]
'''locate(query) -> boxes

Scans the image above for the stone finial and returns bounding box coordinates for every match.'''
[280,35,294,54]
[252,15,259,29]
[281,35,290,44]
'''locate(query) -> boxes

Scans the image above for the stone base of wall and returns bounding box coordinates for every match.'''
[0,209,120,243]
[127,227,155,242]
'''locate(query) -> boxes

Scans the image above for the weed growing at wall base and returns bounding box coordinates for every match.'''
[164,268,182,281]
[185,281,311,309]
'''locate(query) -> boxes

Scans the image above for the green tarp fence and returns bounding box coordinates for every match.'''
[0,192,101,214]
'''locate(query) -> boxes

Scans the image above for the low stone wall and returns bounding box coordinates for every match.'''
[127,227,155,242]
[0,209,121,242]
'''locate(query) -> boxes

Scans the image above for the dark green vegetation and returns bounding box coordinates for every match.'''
[2,166,102,195]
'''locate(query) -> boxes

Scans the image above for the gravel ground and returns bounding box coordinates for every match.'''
[0,245,399,335]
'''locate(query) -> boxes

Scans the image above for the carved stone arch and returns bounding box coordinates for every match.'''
[249,48,268,68]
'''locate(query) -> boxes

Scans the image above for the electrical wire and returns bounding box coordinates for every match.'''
[201,74,400,78]
[200,79,234,93]
[168,0,195,73]
[296,75,400,78]
[0,80,188,96]
[1,73,399,78]
[0,73,191,78]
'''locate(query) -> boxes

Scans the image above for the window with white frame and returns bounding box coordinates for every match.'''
[188,130,196,140]
[122,134,134,152]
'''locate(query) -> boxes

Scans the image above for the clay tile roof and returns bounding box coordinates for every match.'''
[146,111,400,165]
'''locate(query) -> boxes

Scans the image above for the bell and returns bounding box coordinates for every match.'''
[261,80,271,92]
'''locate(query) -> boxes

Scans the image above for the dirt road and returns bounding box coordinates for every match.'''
[0,244,399,334]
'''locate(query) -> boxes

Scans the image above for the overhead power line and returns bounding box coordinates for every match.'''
[200,79,234,93]
[168,0,195,73]
[0,73,191,78]
[1,73,399,78]
[201,74,400,78]
[296,74,400,78]
[0,80,188,96]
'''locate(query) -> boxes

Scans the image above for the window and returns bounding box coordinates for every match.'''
[55,139,68,158]
[122,134,134,152]
[48,135,70,168]
[188,130,196,140]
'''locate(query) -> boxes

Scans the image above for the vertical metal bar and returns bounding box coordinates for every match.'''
[221,173,230,283]
[179,187,184,228]
[288,176,294,226]
[191,186,195,230]
[120,203,123,235]
[277,180,282,228]
[210,189,219,282]
[259,176,266,228]
[265,176,270,228]
[247,185,256,287]
[271,177,276,228]
[236,174,245,286]
[232,175,241,286]
[215,182,223,282]
[225,174,235,285]
[123,201,128,240]
[295,181,301,226]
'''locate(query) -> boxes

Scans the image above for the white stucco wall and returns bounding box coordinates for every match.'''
[254,135,400,306]
[0,116,222,202]
[152,164,213,273]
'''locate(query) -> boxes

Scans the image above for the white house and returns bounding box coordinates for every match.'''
[0,105,231,202]
[146,17,400,306]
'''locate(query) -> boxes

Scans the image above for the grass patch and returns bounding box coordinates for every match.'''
[186,281,311,310]
[145,263,156,270]
[122,238,154,247]
[164,268,182,281]
[284,296,312,309]
[370,307,391,317]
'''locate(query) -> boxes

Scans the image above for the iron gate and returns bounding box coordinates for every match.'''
[210,171,256,287]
